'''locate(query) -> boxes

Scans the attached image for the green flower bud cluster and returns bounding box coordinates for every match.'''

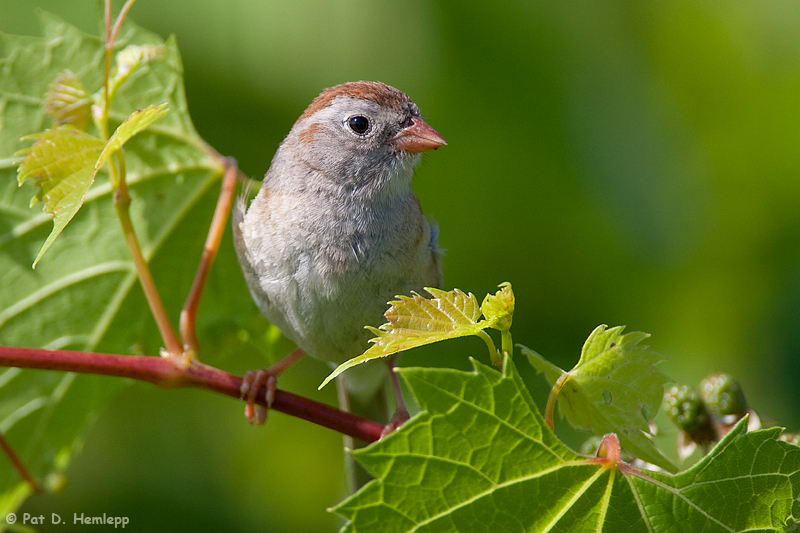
[700,373,747,418]
[663,385,711,435]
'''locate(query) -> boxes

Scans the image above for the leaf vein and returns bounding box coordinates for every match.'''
[0,261,134,328]
[405,461,598,532]
[419,378,565,463]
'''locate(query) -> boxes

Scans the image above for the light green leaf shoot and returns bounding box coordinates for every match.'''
[481,281,514,356]
[16,127,106,267]
[16,103,168,267]
[43,70,92,130]
[521,325,676,472]
[319,284,515,390]
[94,103,168,176]
[480,281,514,328]
[108,44,165,103]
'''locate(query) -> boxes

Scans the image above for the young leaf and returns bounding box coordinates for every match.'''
[521,325,675,472]
[16,127,105,267]
[110,44,165,94]
[481,282,514,357]
[334,358,800,532]
[94,103,169,174]
[480,281,514,330]
[319,288,496,389]
[43,70,92,130]
[15,103,168,268]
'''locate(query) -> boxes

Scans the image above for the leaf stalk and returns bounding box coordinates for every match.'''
[478,330,501,367]
[179,156,237,357]
[111,151,182,356]
[545,372,571,430]
[501,330,513,360]
[100,0,182,357]
[0,433,41,494]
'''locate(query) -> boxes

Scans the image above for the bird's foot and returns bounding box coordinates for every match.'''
[240,369,277,425]
[239,348,306,425]
[380,408,410,439]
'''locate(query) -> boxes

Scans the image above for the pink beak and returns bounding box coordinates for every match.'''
[389,116,447,153]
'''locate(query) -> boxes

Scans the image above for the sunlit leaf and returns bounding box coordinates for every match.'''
[481,282,514,359]
[319,288,492,389]
[480,281,514,330]
[16,127,105,267]
[14,102,168,268]
[94,103,168,174]
[521,325,675,472]
[334,358,800,532]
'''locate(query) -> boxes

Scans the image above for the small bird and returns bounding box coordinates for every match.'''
[233,81,445,430]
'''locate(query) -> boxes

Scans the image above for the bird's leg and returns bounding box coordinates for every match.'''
[381,357,410,438]
[240,347,306,425]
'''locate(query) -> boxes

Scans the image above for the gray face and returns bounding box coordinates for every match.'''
[269,94,422,202]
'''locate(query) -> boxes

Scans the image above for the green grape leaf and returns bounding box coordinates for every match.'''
[521,325,675,473]
[334,358,800,532]
[43,70,92,129]
[319,288,492,390]
[15,102,169,269]
[16,102,168,267]
[1,12,228,516]
[522,344,564,384]
[16,127,105,267]
[94,103,169,174]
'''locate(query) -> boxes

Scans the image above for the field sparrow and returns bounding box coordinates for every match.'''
[233,81,445,428]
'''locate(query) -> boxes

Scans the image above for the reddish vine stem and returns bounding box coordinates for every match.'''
[0,433,40,493]
[109,0,137,45]
[102,0,112,126]
[0,345,384,444]
[179,157,238,357]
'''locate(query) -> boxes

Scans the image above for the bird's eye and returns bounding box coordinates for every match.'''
[347,115,370,134]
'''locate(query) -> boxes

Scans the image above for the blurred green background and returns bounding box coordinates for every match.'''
[3,0,800,531]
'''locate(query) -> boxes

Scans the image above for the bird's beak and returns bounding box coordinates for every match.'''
[389,117,447,153]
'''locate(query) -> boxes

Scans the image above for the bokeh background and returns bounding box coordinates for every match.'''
[3,0,800,531]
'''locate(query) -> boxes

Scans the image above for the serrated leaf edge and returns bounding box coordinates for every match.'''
[319,287,497,389]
